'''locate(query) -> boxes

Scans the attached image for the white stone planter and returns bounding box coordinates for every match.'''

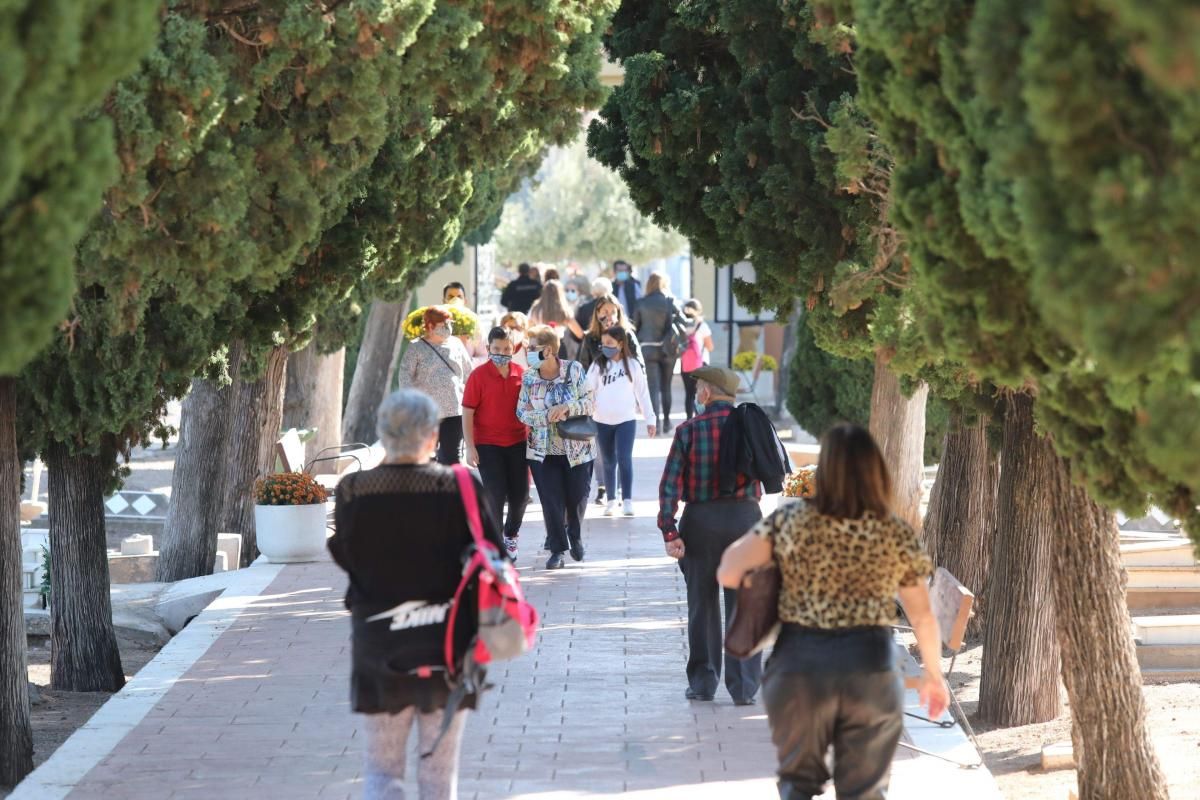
[254,503,328,563]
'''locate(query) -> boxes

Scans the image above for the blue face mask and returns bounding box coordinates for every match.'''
[694,399,706,415]
[490,354,512,368]
[601,345,620,360]
[527,349,544,370]
[565,290,579,303]
[615,270,630,282]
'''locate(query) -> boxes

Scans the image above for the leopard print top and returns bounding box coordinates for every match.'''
[752,500,933,628]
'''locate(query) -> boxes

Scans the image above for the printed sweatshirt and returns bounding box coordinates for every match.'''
[585,357,655,426]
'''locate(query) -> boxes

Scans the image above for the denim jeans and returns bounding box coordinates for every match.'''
[596,420,637,501]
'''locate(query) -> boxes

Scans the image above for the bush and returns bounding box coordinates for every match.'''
[733,351,778,371]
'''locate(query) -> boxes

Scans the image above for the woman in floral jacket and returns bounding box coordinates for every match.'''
[517,325,596,570]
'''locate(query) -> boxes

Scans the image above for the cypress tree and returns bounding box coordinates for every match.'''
[0,1,160,784]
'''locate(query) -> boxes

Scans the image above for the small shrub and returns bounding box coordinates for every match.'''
[733,351,778,371]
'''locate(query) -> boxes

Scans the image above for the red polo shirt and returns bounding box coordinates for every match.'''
[463,361,527,447]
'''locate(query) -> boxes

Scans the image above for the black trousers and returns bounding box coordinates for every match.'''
[682,371,699,421]
[763,625,903,800]
[678,498,763,701]
[643,347,676,422]
[476,443,529,538]
[528,456,592,555]
[436,416,463,465]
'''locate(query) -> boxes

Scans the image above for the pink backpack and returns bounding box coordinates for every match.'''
[680,324,705,373]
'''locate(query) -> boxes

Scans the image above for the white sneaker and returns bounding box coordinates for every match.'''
[504,537,518,561]
[623,499,635,516]
[604,500,617,517]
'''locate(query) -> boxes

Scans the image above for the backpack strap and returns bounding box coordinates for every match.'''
[451,464,487,551]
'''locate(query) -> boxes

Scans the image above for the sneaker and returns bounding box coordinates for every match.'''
[503,536,519,561]
[593,486,606,505]
[622,499,635,516]
[545,552,565,569]
[604,500,617,517]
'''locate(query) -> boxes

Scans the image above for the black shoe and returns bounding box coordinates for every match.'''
[568,539,585,562]
[545,552,565,570]
[663,419,674,433]
[594,486,606,505]
[685,688,715,701]
[542,537,551,551]
[733,696,757,707]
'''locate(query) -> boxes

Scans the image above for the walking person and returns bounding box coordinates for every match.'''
[529,279,585,360]
[516,325,596,570]
[658,366,765,705]
[329,388,504,800]
[586,326,656,516]
[574,277,612,334]
[463,326,529,561]
[499,311,529,369]
[611,259,642,313]
[500,262,542,314]
[680,299,715,421]
[396,307,474,465]
[717,423,948,800]
[633,272,685,433]
[443,281,487,363]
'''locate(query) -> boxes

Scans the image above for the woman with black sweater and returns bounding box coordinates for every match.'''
[329,388,503,800]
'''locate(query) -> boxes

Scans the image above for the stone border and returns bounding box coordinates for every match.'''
[10,559,286,799]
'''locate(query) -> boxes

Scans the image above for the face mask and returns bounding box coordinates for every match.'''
[489,354,512,368]
[598,315,616,329]
[446,296,465,306]
[565,290,579,303]
[694,400,706,416]
[601,345,620,360]
[615,271,630,282]
[527,349,544,369]
[432,325,451,338]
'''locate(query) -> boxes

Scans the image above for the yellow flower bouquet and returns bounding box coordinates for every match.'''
[402,305,479,341]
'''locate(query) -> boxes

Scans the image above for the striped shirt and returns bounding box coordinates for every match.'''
[657,400,762,541]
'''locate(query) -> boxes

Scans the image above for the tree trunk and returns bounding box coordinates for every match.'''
[220,344,288,566]
[0,379,33,785]
[156,369,237,582]
[868,351,928,529]
[977,392,1060,726]
[1050,458,1167,799]
[922,407,998,638]
[283,337,345,473]
[342,300,407,445]
[45,441,124,692]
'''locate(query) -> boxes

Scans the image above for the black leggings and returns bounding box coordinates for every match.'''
[476,443,529,538]
[436,416,463,465]
[682,371,699,421]
[644,348,676,422]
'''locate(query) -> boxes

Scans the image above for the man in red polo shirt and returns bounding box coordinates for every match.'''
[463,326,529,560]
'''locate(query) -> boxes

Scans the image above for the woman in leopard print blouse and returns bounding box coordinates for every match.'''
[718,423,949,800]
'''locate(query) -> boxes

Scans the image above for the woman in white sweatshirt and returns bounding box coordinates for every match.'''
[585,326,656,516]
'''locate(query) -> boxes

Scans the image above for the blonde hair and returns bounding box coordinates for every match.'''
[529,279,571,326]
[587,294,633,338]
[499,311,528,332]
[527,324,561,355]
[645,271,670,295]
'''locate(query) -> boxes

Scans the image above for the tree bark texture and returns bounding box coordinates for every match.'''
[45,441,124,692]
[0,379,33,785]
[1049,460,1168,799]
[868,351,928,530]
[342,300,406,446]
[220,343,288,566]
[283,337,345,473]
[156,373,237,582]
[977,392,1060,726]
[922,408,998,638]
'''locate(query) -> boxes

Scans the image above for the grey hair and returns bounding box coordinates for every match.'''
[591,276,613,297]
[377,389,440,458]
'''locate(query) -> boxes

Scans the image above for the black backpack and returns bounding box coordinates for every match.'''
[662,301,691,360]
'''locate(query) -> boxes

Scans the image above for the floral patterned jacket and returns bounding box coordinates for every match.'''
[517,360,596,467]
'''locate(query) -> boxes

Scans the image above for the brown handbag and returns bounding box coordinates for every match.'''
[724,563,781,659]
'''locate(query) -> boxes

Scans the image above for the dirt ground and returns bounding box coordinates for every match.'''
[0,632,164,799]
[946,639,1200,798]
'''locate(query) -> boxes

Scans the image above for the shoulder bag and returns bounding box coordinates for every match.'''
[725,563,781,659]
[553,360,597,441]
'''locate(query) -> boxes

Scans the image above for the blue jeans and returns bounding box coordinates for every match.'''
[596,420,637,501]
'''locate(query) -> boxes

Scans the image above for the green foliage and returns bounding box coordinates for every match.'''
[847,0,1200,531]
[494,139,687,265]
[0,0,161,375]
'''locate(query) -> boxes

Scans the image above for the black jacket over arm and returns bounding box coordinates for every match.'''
[718,404,792,496]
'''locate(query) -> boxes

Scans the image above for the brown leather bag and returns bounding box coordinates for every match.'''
[724,563,781,659]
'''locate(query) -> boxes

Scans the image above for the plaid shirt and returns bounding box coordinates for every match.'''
[657,400,762,540]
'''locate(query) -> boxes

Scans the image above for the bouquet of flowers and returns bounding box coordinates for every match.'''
[782,467,816,499]
[403,305,479,341]
[254,472,329,506]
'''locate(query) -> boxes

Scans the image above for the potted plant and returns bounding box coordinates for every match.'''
[732,351,778,399]
[780,467,816,506]
[253,472,330,563]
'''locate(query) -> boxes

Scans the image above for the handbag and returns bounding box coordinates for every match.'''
[724,563,781,659]
[556,415,598,441]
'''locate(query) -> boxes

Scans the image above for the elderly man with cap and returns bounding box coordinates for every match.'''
[658,365,764,705]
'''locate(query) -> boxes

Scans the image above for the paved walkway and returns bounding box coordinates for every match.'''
[15,435,998,799]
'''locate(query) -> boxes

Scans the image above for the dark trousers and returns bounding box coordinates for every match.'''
[643,348,676,422]
[476,443,529,538]
[763,625,903,800]
[682,371,699,420]
[596,420,636,501]
[528,456,592,555]
[678,499,763,701]
[436,416,463,465]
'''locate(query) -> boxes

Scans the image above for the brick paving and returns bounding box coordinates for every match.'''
[51,436,993,799]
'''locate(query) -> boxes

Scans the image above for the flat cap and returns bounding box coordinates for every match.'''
[690,366,741,397]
